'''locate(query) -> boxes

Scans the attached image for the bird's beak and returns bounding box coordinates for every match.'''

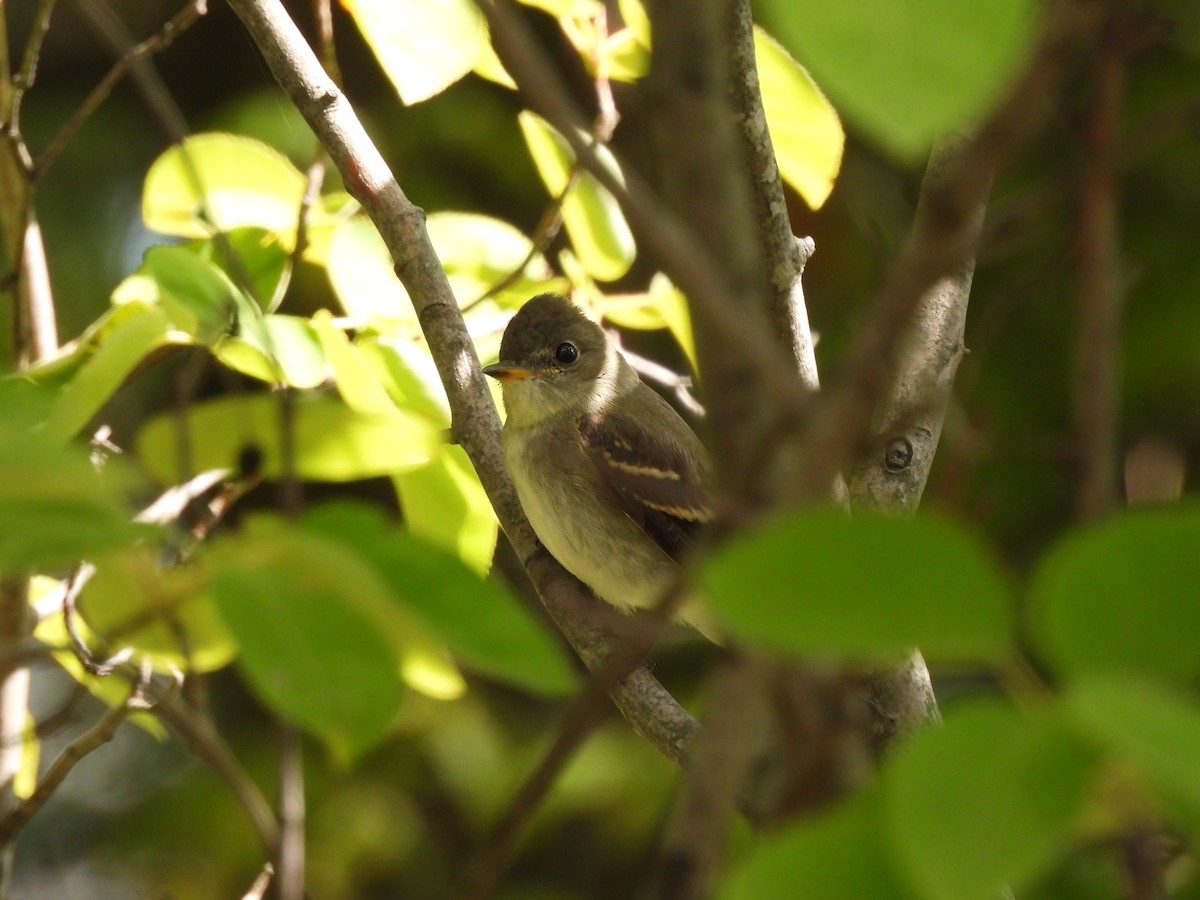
[482,362,536,382]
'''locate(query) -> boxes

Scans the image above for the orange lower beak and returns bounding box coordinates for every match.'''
[482,363,536,382]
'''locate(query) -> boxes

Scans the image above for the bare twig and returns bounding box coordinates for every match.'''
[0,662,173,848]
[242,862,275,900]
[277,724,305,900]
[36,0,208,180]
[1073,12,1127,522]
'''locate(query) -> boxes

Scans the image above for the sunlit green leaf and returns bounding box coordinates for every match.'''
[1063,675,1200,825]
[723,789,912,900]
[701,509,1011,662]
[342,0,486,105]
[136,392,439,484]
[312,311,399,415]
[394,447,499,575]
[304,503,576,695]
[757,0,1034,161]
[357,336,450,424]
[1031,505,1200,684]
[184,226,291,310]
[884,700,1094,900]
[42,301,172,442]
[138,244,254,343]
[598,275,697,371]
[472,37,515,89]
[78,548,236,673]
[755,26,844,208]
[519,112,635,281]
[143,133,307,243]
[326,217,412,325]
[216,314,328,389]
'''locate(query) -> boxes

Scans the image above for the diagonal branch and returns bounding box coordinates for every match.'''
[223,0,701,767]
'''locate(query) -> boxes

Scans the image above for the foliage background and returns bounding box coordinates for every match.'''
[2,0,1200,897]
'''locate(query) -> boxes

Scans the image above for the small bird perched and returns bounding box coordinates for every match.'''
[483,293,714,627]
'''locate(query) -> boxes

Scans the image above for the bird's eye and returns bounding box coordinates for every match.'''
[554,342,578,365]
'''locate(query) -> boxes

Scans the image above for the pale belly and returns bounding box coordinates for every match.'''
[503,425,674,611]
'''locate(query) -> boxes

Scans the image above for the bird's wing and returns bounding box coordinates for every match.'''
[577,403,714,563]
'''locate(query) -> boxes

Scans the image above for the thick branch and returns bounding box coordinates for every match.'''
[223,0,700,765]
[800,0,1111,499]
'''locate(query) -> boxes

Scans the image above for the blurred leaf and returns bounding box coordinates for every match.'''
[136,392,439,484]
[209,527,403,762]
[216,314,328,389]
[312,311,399,415]
[1063,675,1200,825]
[427,211,564,309]
[519,112,635,281]
[884,700,1094,900]
[327,213,564,328]
[304,503,577,695]
[14,712,39,800]
[394,446,499,575]
[358,336,450,424]
[143,133,307,244]
[755,26,844,208]
[700,509,1011,662]
[43,301,172,442]
[342,0,486,104]
[472,36,516,88]
[598,275,697,371]
[184,227,291,310]
[758,0,1033,161]
[1030,505,1200,684]
[722,788,912,899]
[79,548,236,672]
[0,382,154,569]
[326,217,412,325]
[138,244,259,343]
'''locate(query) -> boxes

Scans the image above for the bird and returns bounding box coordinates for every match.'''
[483,293,715,630]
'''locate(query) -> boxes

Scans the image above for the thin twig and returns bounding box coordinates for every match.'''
[35,0,208,180]
[11,0,62,131]
[0,662,173,848]
[1073,11,1126,522]
[277,724,305,900]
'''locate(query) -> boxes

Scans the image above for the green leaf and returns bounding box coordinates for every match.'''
[519,112,635,282]
[0,382,154,569]
[599,274,697,371]
[136,392,439,484]
[357,336,450,424]
[78,548,236,672]
[393,446,499,576]
[1063,675,1200,824]
[427,211,565,309]
[722,789,913,900]
[42,301,172,442]
[884,700,1094,900]
[758,0,1034,161]
[186,226,291,310]
[755,26,844,209]
[216,314,328,389]
[311,311,399,415]
[143,133,307,244]
[209,528,403,762]
[139,244,257,343]
[326,213,566,327]
[1030,505,1200,683]
[304,503,577,695]
[701,509,1012,662]
[342,0,486,105]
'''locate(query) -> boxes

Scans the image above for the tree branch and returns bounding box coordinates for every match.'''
[799,0,1111,499]
[223,0,701,766]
